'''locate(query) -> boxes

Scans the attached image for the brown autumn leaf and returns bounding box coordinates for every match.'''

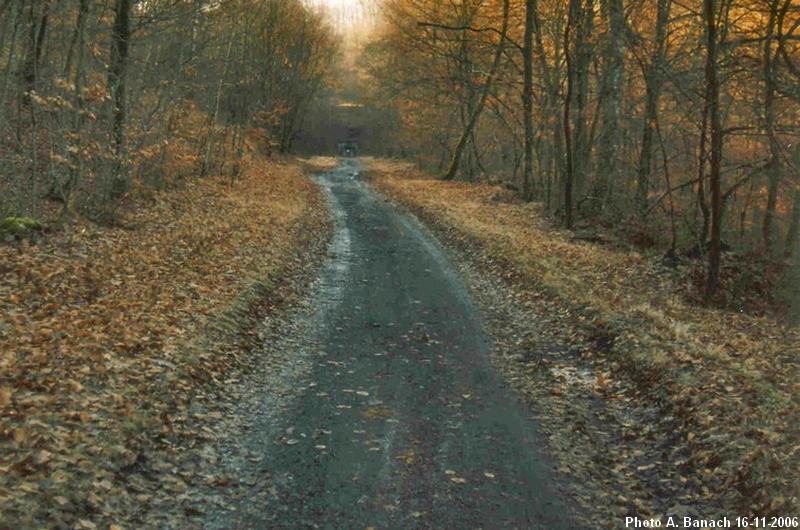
[33,450,52,466]
[0,387,11,408]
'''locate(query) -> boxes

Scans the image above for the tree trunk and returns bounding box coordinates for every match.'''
[201,31,235,176]
[522,0,534,200]
[704,0,723,300]
[636,0,670,216]
[563,0,577,229]
[762,0,781,252]
[790,207,800,324]
[785,144,800,257]
[786,188,800,258]
[570,0,593,201]
[528,0,563,209]
[61,0,89,215]
[443,0,510,181]
[696,108,711,246]
[108,0,132,197]
[20,0,51,97]
[597,0,624,204]
[0,1,22,135]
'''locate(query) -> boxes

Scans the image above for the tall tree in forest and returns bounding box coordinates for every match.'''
[761,0,792,251]
[789,147,800,323]
[569,0,594,203]
[636,0,671,216]
[563,0,577,229]
[704,0,723,299]
[531,0,563,212]
[108,0,132,196]
[596,0,625,206]
[786,144,800,258]
[443,0,510,181]
[522,0,535,199]
[20,0,50,97]
[563,0,594,228]
[61,0,90,212]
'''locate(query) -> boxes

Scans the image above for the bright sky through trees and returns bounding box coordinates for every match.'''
[306,0,374,30]
[316,0,359,8]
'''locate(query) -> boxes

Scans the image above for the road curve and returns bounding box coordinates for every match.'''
[210,159,580,529]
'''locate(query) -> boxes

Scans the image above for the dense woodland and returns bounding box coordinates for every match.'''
[4,0,797,315]
[0,0,337,222]
[362,0,800,314]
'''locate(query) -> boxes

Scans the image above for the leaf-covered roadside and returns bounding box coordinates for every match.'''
[0,158,330,528]
[366,160,799,518]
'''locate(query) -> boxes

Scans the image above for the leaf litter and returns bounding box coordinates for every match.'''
[0,156,332,528]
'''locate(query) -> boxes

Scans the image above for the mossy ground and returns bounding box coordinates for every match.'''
[0,216,42,238]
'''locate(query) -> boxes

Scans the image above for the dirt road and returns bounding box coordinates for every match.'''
[207,160,580,529]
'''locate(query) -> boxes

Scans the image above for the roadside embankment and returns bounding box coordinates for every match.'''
[0,157,332,528]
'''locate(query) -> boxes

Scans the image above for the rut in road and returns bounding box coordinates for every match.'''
[207,160,581,529]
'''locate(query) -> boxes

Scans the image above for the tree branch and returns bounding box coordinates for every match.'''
[417,21,523,53]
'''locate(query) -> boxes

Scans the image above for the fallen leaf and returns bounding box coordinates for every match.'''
[33,450,52,465]
[0,387,11,408]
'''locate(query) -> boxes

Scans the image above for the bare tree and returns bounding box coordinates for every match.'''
[704,0,724,298]
[443,0,510,181]
[522,0,535,199]
[108,0,131,197]
[596,0,625,206]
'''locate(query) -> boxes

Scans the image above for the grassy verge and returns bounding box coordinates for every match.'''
[366,159,799,517]
[0,157,331,528]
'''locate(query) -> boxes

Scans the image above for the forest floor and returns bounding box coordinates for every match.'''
[365,158,800,523]
[0,155,336,529]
